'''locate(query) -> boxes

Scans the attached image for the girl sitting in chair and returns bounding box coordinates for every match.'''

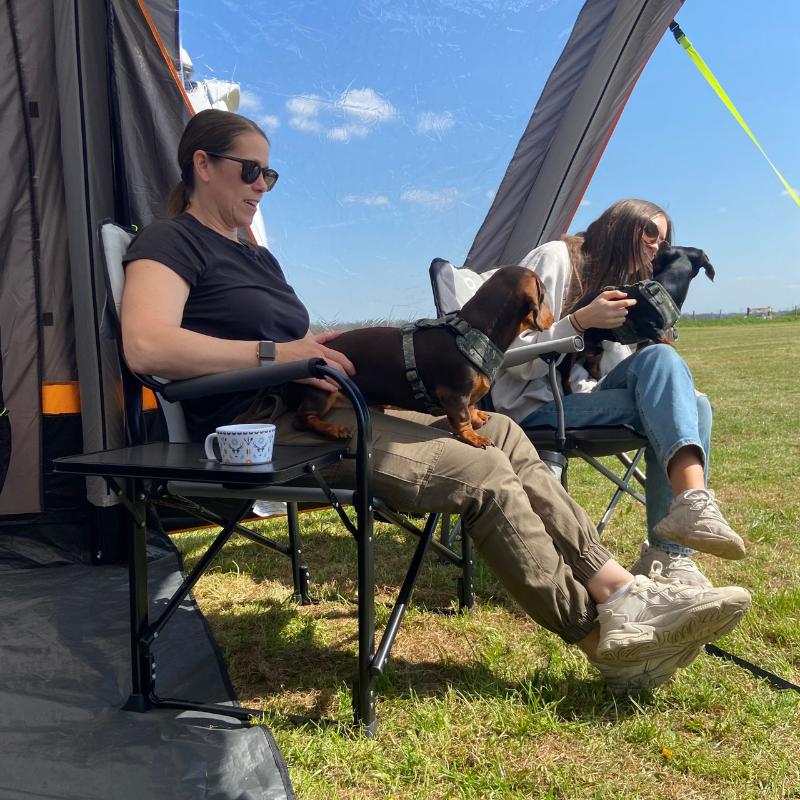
[492,199,745,587]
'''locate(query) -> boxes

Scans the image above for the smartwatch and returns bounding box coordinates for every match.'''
[257,340,277,363]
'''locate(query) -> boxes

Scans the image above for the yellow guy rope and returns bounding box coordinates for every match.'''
[669,21,800,207]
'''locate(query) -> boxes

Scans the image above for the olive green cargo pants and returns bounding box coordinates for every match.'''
[265,403,612,644]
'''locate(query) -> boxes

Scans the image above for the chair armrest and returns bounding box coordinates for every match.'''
[500,335,584,369]
[159,358,327,402]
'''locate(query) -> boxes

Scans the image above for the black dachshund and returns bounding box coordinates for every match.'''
[652,245,715,310]
[561,246,716,392]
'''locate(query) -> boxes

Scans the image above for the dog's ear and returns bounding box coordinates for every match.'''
[519,272,554,332]
[700,251,716,281]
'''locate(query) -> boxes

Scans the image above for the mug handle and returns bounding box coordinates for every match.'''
[204,432,220,461]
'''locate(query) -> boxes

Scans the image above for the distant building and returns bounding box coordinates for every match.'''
[746,306,773,318]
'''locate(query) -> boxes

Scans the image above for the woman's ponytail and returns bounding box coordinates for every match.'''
[165,180,191,218]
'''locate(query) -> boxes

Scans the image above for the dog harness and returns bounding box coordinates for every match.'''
[400,313,504,415]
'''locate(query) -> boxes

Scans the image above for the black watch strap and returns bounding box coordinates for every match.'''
[257,340,277,362]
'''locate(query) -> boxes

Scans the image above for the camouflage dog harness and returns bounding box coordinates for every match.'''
[400,313,503,416]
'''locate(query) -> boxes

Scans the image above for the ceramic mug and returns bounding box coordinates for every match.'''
[204,423,276,465]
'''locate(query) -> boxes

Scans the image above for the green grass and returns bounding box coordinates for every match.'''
[174,317,800,800]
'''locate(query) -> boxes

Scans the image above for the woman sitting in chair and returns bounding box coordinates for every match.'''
[492,199,745,588]
[120,111,750,692]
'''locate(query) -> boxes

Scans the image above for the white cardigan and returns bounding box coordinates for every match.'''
[491,241,580,420]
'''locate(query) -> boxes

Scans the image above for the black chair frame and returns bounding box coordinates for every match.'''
[52,222,477,735]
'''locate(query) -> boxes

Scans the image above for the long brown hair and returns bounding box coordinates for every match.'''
[563,199,673,315]
[165,109,269,218]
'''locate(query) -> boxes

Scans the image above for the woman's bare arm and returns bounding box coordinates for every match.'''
[121,259,354,386]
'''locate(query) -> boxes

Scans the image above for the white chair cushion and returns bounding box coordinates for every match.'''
[430,258,498,315]
[100,221,135,318]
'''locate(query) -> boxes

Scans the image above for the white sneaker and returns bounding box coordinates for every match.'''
[630,542,712,588]
[590,642,703,693]
[653,488,746,560]
[596,572,751,664]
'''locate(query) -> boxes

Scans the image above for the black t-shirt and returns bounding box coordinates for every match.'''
[123,213,309,439]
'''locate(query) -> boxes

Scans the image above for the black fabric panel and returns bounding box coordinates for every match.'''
[0,333,9,494]
[0,415,9,495]
[0,0,45,514]
[0,533,295,799]
[42,413,86,510]
[111,0,191,227]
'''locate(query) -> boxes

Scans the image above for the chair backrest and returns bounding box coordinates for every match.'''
[98,220,191,443]
[429,258,499,316]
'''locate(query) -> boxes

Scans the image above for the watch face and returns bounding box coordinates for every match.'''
[258,341,276,361]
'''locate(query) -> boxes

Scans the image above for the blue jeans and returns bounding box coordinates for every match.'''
[520,344,712,554]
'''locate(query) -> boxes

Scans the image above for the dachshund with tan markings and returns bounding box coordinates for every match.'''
[293,266,553,448]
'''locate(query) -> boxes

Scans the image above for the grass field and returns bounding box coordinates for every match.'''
[175,318,800,799]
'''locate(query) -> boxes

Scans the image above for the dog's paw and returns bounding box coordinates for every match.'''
[326,424,353,440]
[460,432,494,449]
[470,409,490,429]
[296,415,352,441]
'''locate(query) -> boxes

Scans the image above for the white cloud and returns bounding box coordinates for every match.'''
[327,124,369,142]
[238,89,262,113]
[486,189,497,200]
[289,116,322,133]
[579,198,591,207]
[286,88,397,143]
[337,88,398,123]
[417,111,454,135]
[401,188,460,211]
[256,114,280,132]
[342,194,390,206]
[287,94,324,118]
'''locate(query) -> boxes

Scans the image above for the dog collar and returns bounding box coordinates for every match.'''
[400,313,504,416]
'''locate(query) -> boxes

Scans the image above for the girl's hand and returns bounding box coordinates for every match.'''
[277,331,355,392]
[573,290,637,331]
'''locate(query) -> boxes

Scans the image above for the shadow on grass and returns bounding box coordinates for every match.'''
[177,519,655,726]
[199,595,644,728]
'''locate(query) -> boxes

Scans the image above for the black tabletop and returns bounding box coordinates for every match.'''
[53,442,347,485]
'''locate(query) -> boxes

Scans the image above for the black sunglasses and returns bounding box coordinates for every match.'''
[205,151,279,190]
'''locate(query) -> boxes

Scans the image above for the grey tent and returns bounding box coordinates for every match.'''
[0,0,188,558]
[467,0,683,270]
[0,2,296,798]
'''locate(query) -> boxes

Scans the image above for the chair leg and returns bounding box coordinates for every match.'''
[596,448,647,535]
[458,521,474,611]
[123,478,153,713]
[286,501,312,604]
[440,513,453,549]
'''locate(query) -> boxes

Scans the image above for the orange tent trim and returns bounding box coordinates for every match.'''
[42,383,158,414]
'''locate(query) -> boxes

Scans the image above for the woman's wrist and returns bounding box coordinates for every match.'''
[570,309,586,334]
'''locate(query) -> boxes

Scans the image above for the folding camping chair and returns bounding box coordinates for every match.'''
[52,222,474,736]
[430,258,648,535]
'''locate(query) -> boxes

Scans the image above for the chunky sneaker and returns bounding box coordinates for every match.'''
[596,571,751,664]
[589,641,703,693]
[631,541,712,588]
[653,488,746,560]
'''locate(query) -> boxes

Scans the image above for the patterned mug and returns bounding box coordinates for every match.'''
[204,423,276,465]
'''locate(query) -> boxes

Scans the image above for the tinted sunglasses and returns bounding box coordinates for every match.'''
[642,219,667,245]
[205,151,279,190]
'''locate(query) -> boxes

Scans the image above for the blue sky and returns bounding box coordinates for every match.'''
[180,0,800,322]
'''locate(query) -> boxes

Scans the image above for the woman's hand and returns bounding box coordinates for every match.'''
[573,290,637,331]
[277,331,355,392]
